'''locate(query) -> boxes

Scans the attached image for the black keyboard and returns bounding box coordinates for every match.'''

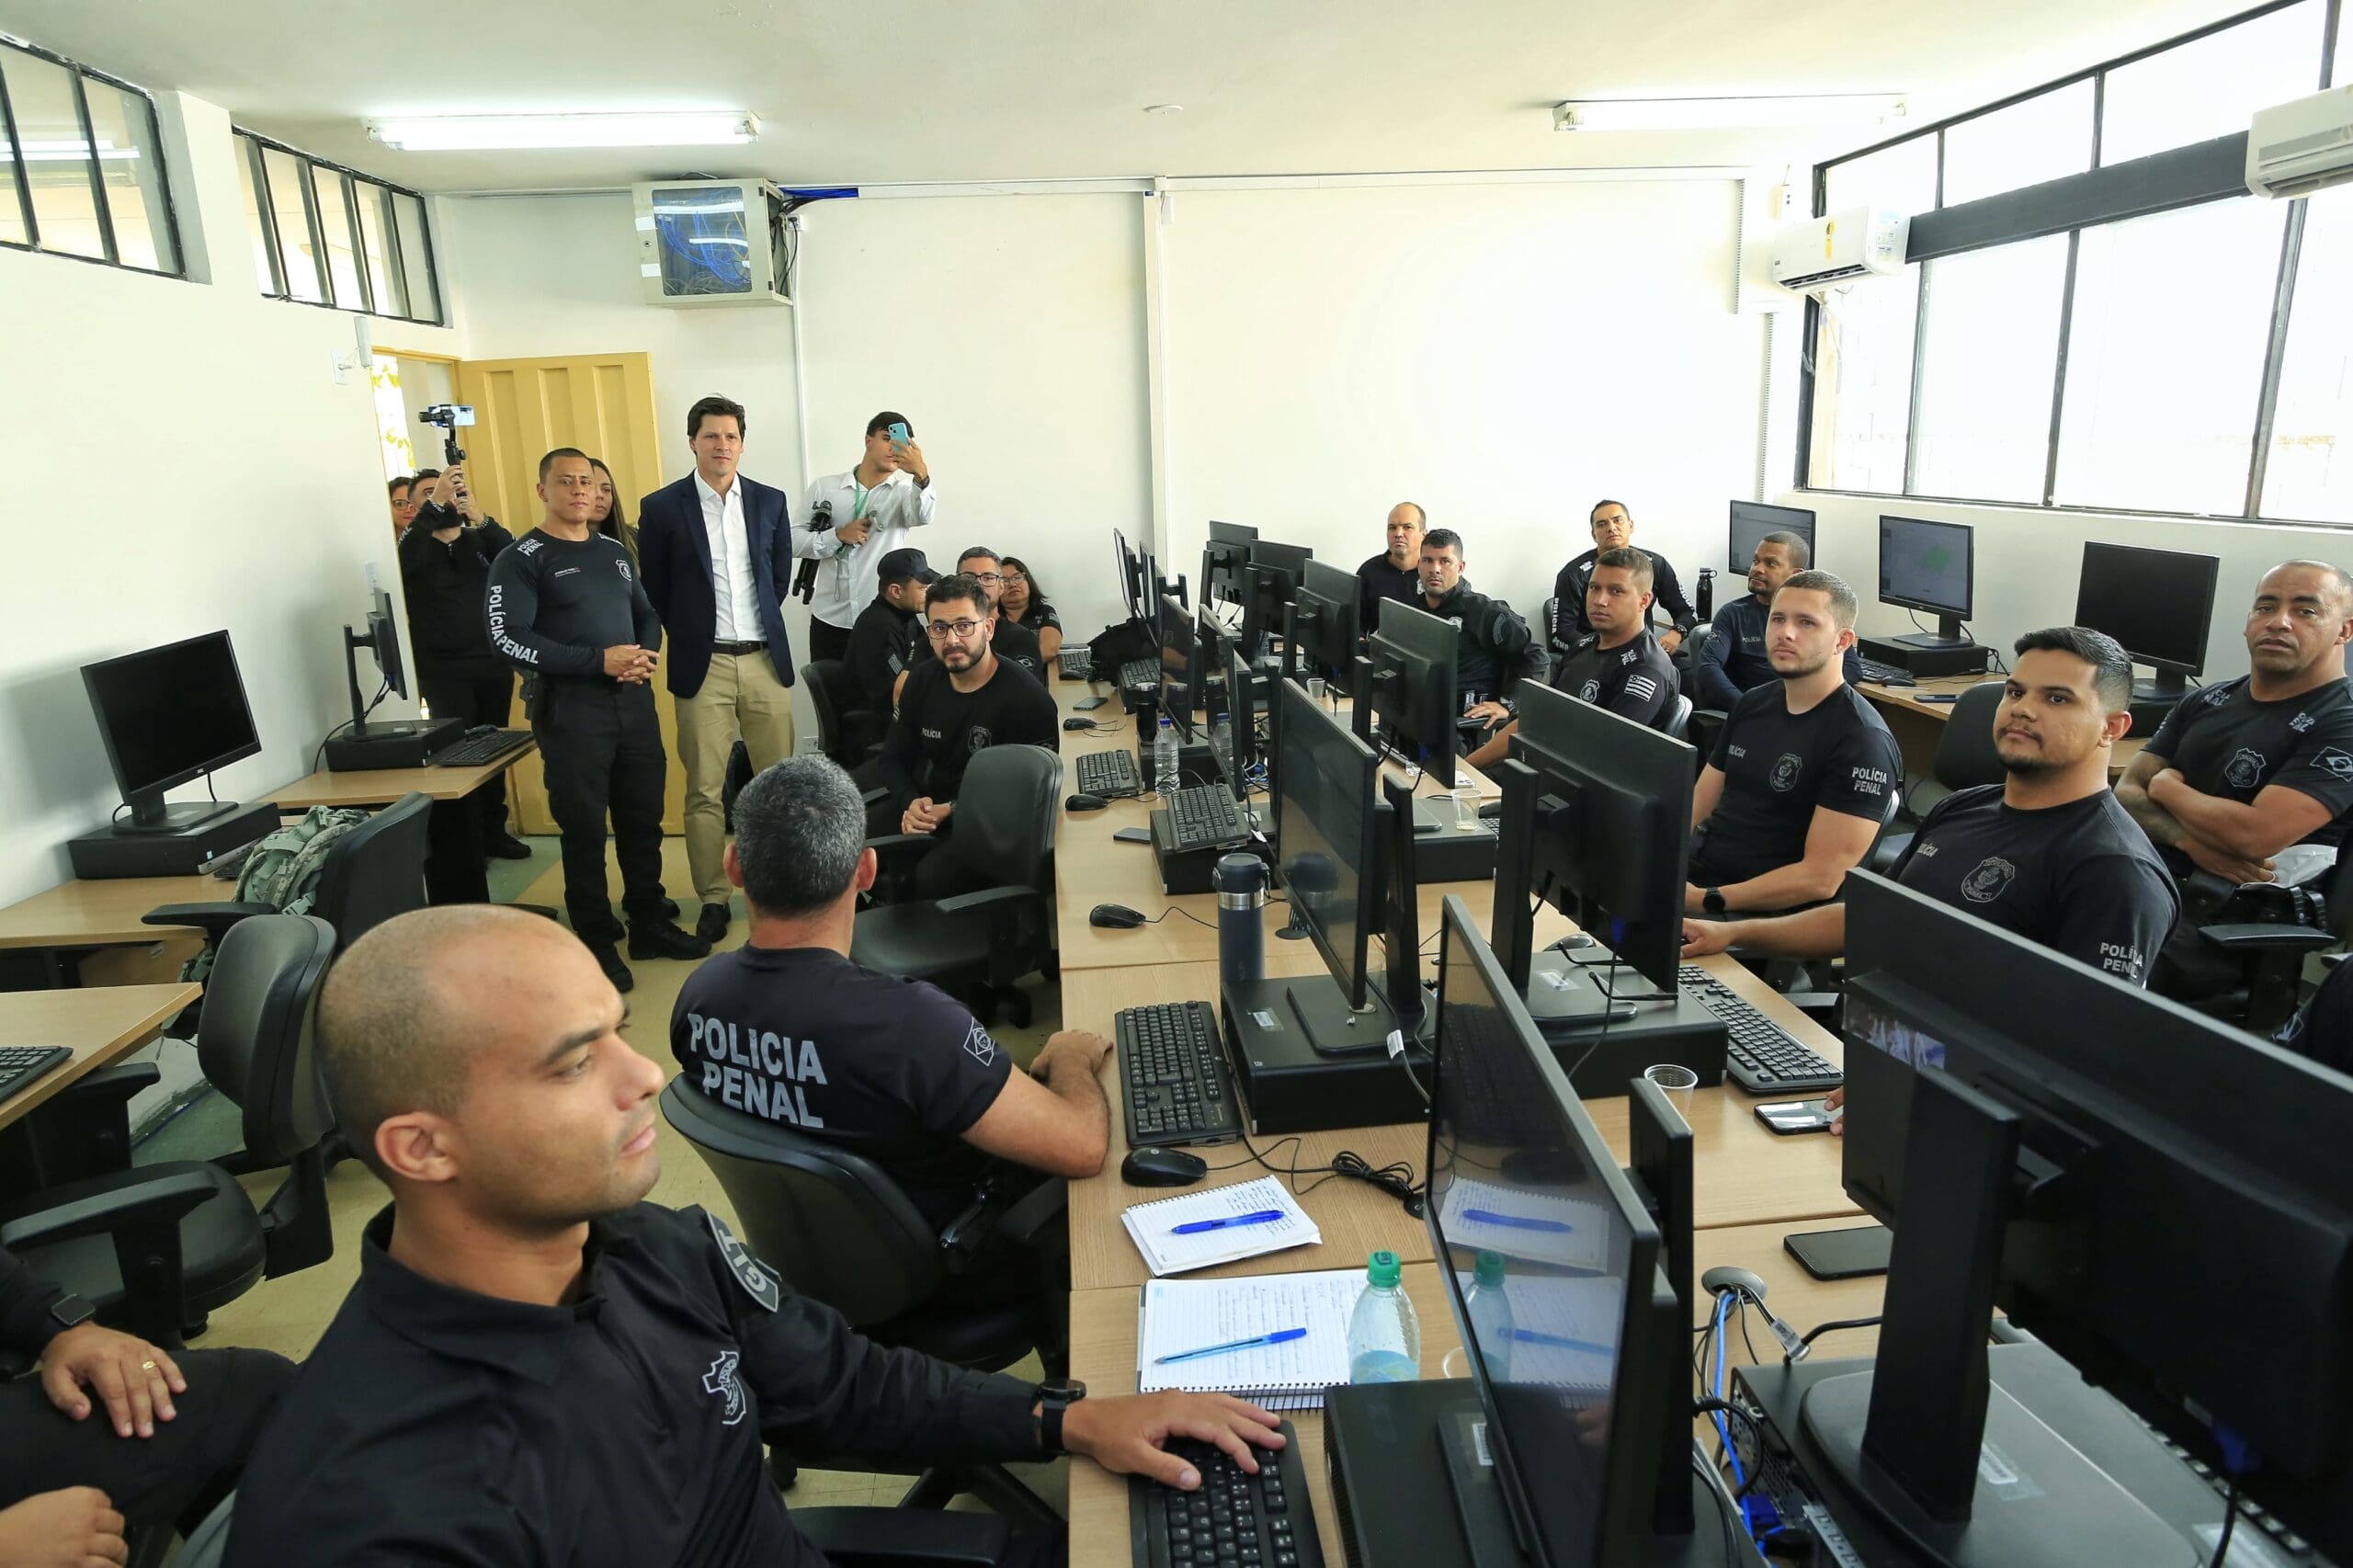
[1078,748,1144,799]
[1855,656,1910,686]
[430,727,535,767]
[1166,786,1249,852]
[1677,966,1843,1094]
[1130,1419,1324,1568]
[0,1046,71,1108]
[1118,1001,1244,1147]
[1120,658,1162,691]
[1059,646,1096,680]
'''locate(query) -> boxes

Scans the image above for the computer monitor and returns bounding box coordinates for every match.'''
[1238,540,1312,659]
[1156,594,1200,740]
[1729,499,1816,575]
[81,631,262,834]
[2073,540,2220,709]
[1203,519,1258,609]
[1290,557,1363,690]
[1274,677,1380,1014]
[1214,626,1265,803]
[1489,680,1696,1005]
[1367,598,1461,790]
[1833,870,2353,1563]
[1113,528,1145,622]
[1876,515,1975,647]
[342,585,412,733]
[1426,894,1672,1568]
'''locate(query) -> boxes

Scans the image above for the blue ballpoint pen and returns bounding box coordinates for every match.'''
[1461,1208,1572,1233]
[1171,1210,1286,1234]
[1514,1328,1611,1355]
[1154,1328,1310,1365]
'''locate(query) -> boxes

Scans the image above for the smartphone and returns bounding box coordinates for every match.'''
[1918,692,1961,704]
[1755,1097,1836,1136]
[1784,1223,1893,1281]
[1074,695,1108,711]
[1114,826,1153,845]
[887,421,912,446]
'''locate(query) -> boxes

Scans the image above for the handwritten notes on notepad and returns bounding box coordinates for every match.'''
[1120,1176,1321,1277]
[1137,1269,1362,1408]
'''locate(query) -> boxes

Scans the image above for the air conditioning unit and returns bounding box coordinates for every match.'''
[630,179,792,308]
[1770,207,1910,291]
[2246,85,2353,199]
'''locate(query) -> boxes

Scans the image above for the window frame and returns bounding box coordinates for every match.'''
[233,126,443,325]
[1796,0,2348,528]
[0,31,186,278]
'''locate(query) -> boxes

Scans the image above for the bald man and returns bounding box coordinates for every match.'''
[1357,502,1426,631]
[228,907,1285,1566]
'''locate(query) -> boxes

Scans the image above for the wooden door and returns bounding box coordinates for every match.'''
[454,351,683,835]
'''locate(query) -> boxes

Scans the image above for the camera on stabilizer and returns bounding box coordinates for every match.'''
[418,403,476,465]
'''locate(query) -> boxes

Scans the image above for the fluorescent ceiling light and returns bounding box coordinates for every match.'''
[367,111,759,151]
[1553,95,1905,131]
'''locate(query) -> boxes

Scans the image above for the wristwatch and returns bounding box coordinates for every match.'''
[1036,1377,1087,1454]
[1702,888,1728,915]
[46,1293,95,1335]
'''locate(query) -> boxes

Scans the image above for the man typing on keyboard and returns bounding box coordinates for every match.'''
[1683,628,2177,985]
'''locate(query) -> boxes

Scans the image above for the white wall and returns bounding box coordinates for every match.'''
[0,93,422,905]
[1160,177,1768,624]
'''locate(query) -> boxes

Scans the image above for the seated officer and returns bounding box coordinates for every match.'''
[1691,529,1861,710]
[1413,528,1547,744]
[674,756,1113,1261]
[898,546,1046,703]
[227,906,1285,1564]
[846,546,936,718]
[1685,571,1900,917]
[1552,498,1697,656]
[1357,502,1426,631]
[1684,627,2178,984]
[1466,547,1676,767]
[2276,956,2353,1074]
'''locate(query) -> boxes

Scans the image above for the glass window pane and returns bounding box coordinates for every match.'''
[1909,234,2070,502]
[1942,80,2094,206]
[392,190,438,321]
[2263,193,2353,522]
[2101,1,2325,165]
[1823,134,1937,217]
[0,49,105,259]
[2055,199,2287,516]
[234,136,276,292]
[81,81,175,273]
[353,180,406,317]
[308,165,365,309]
[260,144,323,302]
[1808,267,1920,494]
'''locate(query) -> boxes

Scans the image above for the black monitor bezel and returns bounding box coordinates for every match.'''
[2072,540,2221,676]
[1729,499,1816,575]
[1876,514,1975,621]
[1368,598,1460,790]
[81,630,265,809]
[1293,557,1362,684]
[1274,678,1379,1010]
[1156,593,1200,740]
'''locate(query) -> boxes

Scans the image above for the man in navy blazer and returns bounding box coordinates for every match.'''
[637,394,799,944]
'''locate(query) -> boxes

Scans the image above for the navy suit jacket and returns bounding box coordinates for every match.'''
[637,473,797,699]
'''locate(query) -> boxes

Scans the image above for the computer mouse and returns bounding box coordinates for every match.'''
[1883,676,1918,688]
[1121,1146,1208,1187]
[1478,799,1505,821]
[1067,793,1110,812]
[1063,716,1097,731]
[1090,903,1149,928]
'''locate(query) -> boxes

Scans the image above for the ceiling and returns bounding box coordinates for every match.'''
[1,0,2246,192]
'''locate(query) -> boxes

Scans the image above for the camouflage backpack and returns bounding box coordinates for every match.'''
[176,806,369,990]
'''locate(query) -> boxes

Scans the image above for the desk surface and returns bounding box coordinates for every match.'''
[267,744,535,810]
[0,982,201,1129]
[1063,953,1855,1293]
[0,874,224,951]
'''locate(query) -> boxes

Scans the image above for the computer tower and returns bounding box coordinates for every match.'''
[324,716,464,772]
[66,799,278,880]
[1856,633,1990,679]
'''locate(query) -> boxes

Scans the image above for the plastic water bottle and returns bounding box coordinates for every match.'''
[1211,710,1233,779]
[1347,1249,1421,1384]
[1461,1250,1515,1380]
[1153,716,1180,799]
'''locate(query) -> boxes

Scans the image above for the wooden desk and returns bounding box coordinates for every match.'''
[1066,1264,1464,1568]
[1062,955,1857,1293]
[0,874,224,986]
[267,745,536,810]
[0,982,202,1130]
[1856,676,2143,781]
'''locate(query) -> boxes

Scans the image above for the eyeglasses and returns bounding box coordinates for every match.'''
[926,619,985,641]
[1001,571,1028,585]
[968,570,1004,585]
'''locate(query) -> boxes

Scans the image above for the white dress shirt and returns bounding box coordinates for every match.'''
[792,469,938,631]
[695,471,764,642]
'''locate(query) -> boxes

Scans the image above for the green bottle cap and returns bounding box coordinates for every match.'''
[1474,1250,1506,1289]
[1367,1249,1402,1288]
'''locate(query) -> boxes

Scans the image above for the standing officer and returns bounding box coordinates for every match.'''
[795,412,938,665]
[485,449,709,993]
[638,394,799,946]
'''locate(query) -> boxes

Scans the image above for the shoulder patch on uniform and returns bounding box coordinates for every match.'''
[964,1020,998,1067]
[705,1210,781,1312]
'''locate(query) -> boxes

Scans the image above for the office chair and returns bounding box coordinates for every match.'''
[807,658,885,767]
[1662,693,1694,744]
[852,746,1061,1028]
[144,790,430,959]
[2187,853,2350,1036]
[661,1079,1068,1541]
[0,915,338,1348]
[1868,678,2006,874]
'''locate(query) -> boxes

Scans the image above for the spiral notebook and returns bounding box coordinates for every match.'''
[1120,1176,1321,1277]
[1136,1269,1362,1410]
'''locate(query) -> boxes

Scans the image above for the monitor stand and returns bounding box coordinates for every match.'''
[113,792,240,836]
[2127,668,2188,736]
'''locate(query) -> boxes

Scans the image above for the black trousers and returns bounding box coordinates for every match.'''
[533,677,669,942]
[416,659,515,905]
[807,619,853,665]
[0,1347,295,1536]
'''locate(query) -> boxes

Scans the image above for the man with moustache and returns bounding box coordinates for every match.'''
[1691,529,1862,710]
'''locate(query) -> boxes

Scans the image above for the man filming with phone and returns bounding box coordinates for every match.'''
[795,412,938,664]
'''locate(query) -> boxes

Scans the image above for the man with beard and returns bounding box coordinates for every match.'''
[1683,627,2177,983]
[1691,529,1861,710]
[1407,528,1546,751]
[1466,547,1677,767]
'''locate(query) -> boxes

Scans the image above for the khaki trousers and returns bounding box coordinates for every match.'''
[675,651,796,906]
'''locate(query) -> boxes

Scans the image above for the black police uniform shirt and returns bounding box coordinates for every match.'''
[1555,629,1679,731]
[846,594,922,714]
[223,1204,1041,1568]
[1690,682,1901,889]
[1887,784,2178,986]
[1419,582,1547,707]
[397,513,515,669]
[879,653,1060,807]
[907,612,1047,684]
[485,528,662,677]
[1357,552,1419,632]
[673,946,1012,1228]
[2143,675,2353,876]
[1552,546,1698,646]
[1690,595,1865,711]
[2277,949,2353,1073]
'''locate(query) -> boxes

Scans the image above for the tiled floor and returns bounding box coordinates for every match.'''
[149,835,1070,1519]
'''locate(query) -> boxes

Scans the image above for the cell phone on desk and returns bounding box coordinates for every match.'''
[1755,1097,1836,1135]
[1784,1223,1893,1280]
[1114,826,1153,845]
[1075,695,1108,710]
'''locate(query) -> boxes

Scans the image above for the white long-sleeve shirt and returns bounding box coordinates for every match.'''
[695,472,762,642]
[792,469,938,631]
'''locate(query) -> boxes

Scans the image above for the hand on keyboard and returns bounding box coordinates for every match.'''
[1067,1390,1286,1489]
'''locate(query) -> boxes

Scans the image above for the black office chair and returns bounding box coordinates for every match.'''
[808,658,885,767]
[1662,694,1694,744]
[661,1080,1067,1540]
[1867,679,2006,874]
[2181,854,2351,1035]
[852,746,1061,1028]
[0,914,338,1348]
[144,790,431,960]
